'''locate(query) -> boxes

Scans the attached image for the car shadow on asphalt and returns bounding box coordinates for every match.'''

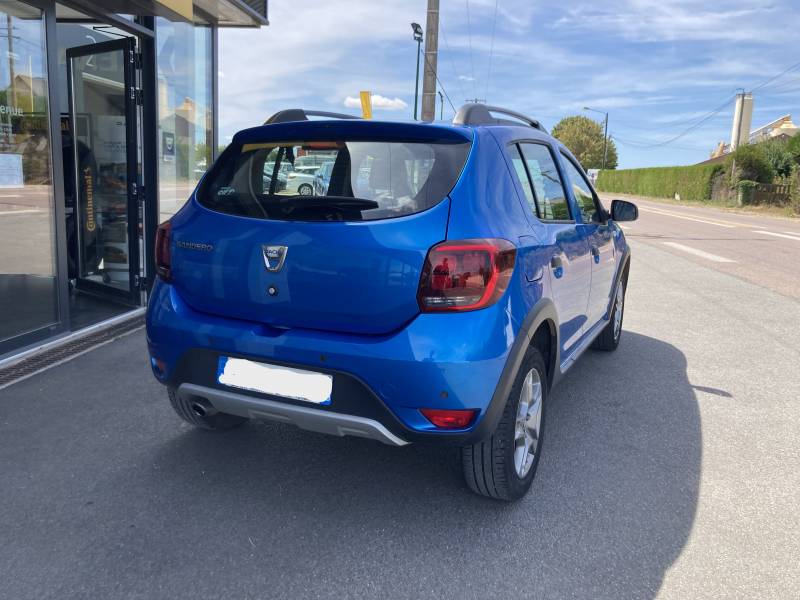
[135,330,700,598]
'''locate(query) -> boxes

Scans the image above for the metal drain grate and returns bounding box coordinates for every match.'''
[0,316,145,388]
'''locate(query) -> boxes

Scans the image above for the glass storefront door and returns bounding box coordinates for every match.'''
[0,1,60,353]
[67,38,140,304]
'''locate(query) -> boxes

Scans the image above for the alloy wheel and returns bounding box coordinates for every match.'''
[513,368,543,478]
[613,284,624,340]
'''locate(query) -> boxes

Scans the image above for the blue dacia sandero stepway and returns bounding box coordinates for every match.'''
[146,104,638,500]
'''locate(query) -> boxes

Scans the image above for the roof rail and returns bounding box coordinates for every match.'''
[453,103,547,133]
[264,109,361,125]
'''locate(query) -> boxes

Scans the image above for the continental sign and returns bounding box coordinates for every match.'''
[83,166,95,232]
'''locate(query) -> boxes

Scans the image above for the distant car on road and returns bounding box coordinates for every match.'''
[147,105,638,501]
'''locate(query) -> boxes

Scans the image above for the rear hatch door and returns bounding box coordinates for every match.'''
[169,121,472,335]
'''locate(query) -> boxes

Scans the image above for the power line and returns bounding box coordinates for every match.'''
[484,0,500,101]
[419,45,458,116]
[439,18,467,102]
[620,95,735,149]
[750,60,800,92]
[620,62,800,149]
[613,134,709,152]
[758,89,800,102]
[464,0,477,98]
[756,74,800,94]
[623,92,737,133]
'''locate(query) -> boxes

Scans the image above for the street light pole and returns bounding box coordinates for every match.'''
[438,90,443,120]
[411,23,423,121]
[584,106,609,170]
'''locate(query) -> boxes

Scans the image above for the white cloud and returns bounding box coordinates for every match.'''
[218,0,798,168]
[550,1,794,43]
[344,94,408,111]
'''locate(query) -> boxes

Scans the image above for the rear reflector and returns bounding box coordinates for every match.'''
[155,221,172,281]
[417,238,516,312]
[420,408,477,429]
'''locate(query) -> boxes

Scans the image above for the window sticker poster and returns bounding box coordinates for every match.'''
[162,131,175,162]
[0,154,24,187]
[94,115,127,164]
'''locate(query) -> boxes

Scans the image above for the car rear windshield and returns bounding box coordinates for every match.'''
[197,139,471,222]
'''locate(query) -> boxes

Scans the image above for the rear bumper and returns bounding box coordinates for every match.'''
[146,281,519,444]
[178,383,409,446]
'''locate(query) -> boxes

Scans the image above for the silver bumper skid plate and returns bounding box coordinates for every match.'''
[177,383,409,446]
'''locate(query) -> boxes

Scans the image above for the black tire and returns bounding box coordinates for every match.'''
[462,347,547,501]
[592,279,626,352]
[167,388,248,431]
[298,183,313,196]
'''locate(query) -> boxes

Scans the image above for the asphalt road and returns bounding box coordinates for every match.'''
[600,195,800,300]
[1,201,799,599]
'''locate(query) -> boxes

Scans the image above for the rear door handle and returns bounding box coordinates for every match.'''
[550,256,564,279]
[591,246,600,264]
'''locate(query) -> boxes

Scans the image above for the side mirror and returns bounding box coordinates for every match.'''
[611,199,638,222]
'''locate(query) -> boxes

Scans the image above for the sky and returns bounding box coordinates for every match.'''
[219,1,800,169]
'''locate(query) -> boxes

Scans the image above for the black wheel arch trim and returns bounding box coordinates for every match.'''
[466,298,560,444]
[606,246,631,320]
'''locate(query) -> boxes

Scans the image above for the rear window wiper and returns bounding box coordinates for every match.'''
[276,195,380,210]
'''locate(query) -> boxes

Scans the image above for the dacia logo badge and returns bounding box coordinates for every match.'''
[262,245,288,272]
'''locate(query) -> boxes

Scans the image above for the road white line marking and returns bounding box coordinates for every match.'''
[783,230,800,237]
[662,242,735,263]
[639,206,737,228]
[619,224,631,230]
[754,230,800,242]
[0,209,44,216]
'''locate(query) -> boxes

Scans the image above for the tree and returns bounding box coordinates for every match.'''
[551,115,618,169]
[761,138,793,178]
[786,134,800,165]
[728,144,774,183]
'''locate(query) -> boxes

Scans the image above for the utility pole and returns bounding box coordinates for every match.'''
[729,91,753,188]
[7,15,16,107]
[730,91,753,151]
[420,0,439,122]
[438,90,444,120]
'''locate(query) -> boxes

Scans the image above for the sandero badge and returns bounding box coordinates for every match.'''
[262,245,287,272]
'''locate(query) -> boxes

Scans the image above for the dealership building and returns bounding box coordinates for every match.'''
[0,1,267,360]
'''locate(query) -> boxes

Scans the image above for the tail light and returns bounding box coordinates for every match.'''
[155,221,172,281]
[420,408,477,429]
[417,239,516,312]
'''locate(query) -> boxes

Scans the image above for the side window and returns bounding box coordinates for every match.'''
[518,143,571,220]
[509,146,537,217]
[560,154,600,223]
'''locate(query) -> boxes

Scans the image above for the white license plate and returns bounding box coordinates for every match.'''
[217,357,333,405]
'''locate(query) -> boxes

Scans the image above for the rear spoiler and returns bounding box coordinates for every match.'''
[265,109,361,125]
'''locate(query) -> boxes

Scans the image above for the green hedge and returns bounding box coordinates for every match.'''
[596,164,724,201]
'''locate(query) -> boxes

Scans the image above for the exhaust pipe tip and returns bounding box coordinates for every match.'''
[189,398,217,418]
